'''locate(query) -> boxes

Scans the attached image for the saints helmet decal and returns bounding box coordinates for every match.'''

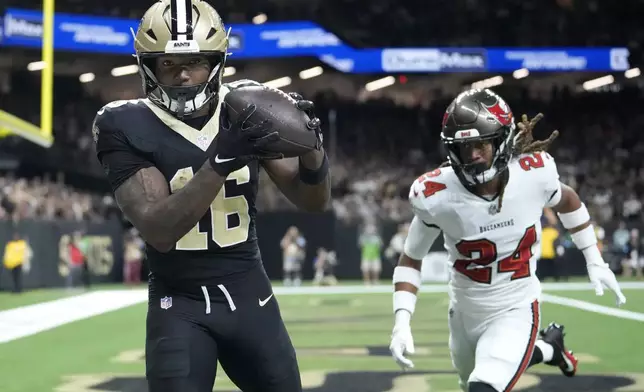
[133,0,229,118]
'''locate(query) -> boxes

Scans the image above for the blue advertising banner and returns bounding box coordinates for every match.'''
[1,8,630,73]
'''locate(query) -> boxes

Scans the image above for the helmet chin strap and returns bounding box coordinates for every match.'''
[175,94,187,120]
[471,162,489,175]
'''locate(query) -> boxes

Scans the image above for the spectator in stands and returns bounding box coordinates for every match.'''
[623,193,642,222]
[0,174,110,222]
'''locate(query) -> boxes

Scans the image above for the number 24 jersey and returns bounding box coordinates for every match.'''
[409,152,562,314]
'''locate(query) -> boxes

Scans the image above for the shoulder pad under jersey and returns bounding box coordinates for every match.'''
[93,99,147,132]
[514,151,562,207]
[408,168,450,223]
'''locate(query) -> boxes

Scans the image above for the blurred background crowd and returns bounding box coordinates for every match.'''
[3,87,644,230]
[2,0,644,286]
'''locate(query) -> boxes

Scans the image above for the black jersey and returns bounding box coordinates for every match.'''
[94,81,265,289]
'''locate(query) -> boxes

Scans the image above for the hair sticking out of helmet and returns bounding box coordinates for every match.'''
[512,113,559,155]
[439,112,559,213]
[439,112,559,168]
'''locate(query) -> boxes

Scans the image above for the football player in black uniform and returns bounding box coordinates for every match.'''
[92,1,330,391]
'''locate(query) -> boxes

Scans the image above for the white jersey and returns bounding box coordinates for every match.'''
[409,152,562,315]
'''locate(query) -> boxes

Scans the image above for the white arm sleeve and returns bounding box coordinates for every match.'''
[403,216,441,260]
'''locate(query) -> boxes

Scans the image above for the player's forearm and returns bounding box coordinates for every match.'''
[395,254,422,295]
[393,254,422,325]
[121,162,226,252]
[552,182,592,232]
[553,184,602,263]
[148,162,227,251]
[392,217,441,323]
[290,149,331,212]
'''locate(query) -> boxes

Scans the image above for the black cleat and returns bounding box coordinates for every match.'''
[539,322,578,377]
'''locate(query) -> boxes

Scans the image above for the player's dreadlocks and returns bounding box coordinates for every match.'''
[438,113,559,212]
[512,113,559,155]
[496,113,559,212]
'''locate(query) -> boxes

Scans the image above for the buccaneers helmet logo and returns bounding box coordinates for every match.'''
[483,99,513,126]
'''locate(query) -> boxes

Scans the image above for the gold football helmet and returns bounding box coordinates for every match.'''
[133,0,229,118]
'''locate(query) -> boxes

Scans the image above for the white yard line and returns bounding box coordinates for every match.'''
[541,293,644,322]
[1,281,642,343]
[270,281,644,296]
[0,290,147,344]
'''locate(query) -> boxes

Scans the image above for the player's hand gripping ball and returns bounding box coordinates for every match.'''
[224,86,323,158]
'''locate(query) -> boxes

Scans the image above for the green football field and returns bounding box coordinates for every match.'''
[1,284,643,392]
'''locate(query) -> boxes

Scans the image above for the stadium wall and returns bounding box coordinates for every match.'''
[0,213,591,290]
[0,219,124,290]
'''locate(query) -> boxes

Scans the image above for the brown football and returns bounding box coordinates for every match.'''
[224,85,319,158]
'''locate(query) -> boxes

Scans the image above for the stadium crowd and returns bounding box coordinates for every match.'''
[0,173,117,222]
[1,83,644,234]
[1,0,643,241]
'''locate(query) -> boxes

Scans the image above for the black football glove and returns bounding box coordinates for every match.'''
[209,103,281,176]
[288,92,323,150]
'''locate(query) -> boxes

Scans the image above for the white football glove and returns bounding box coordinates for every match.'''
[587,261,626,306]
[389,320,415,370]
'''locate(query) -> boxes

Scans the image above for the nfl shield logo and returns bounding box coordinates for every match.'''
[160,296,173,310]
[197,135,210,150]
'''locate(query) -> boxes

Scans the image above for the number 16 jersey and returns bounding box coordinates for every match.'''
[93,82,262,290]
[409,152,563,315]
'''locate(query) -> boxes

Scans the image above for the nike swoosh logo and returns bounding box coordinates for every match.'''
[259,294,274,307]
[214,155,235,163]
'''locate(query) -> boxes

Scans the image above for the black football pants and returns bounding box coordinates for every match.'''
[145,265,301,392]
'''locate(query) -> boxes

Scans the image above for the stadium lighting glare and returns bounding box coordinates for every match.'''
[471,76,504,89]
[582,75,614,90]
[79,73,95,83]
[513,68,530,79]
[27,61,46,71]
[365,76,395,91]
[111,65,139,77]
[264,76,292,89]
[223,67,236,77]
[625,67,641,79]
[252,13,267,25]
[299,66,324,80]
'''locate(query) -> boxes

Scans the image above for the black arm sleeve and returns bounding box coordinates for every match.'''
[94,113,154,192]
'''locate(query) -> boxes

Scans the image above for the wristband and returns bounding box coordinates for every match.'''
[394,307,412,325]
[570,225,598,250]
[393,290,417,315]
[299,153,329,185]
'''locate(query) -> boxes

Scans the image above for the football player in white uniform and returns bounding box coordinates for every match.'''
[389,89,626,392]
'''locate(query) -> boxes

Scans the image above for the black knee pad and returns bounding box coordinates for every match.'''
[469,381,499,392]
